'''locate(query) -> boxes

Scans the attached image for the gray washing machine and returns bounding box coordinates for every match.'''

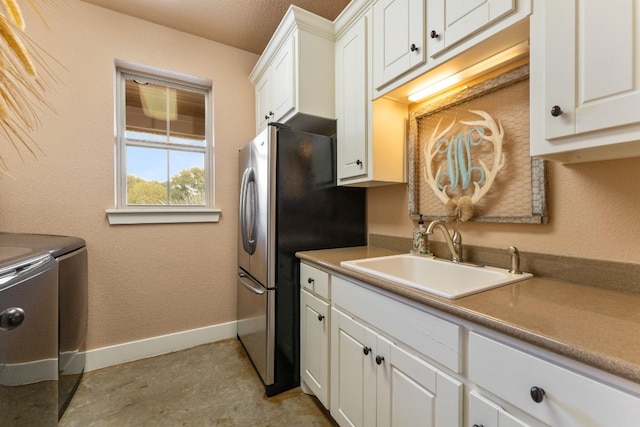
[0,233,87,421]
[0,246,59,426]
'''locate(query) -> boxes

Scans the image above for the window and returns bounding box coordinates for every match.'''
[107,66,220,224]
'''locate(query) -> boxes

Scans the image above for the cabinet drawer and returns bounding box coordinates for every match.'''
[332,275,461,373]
[300,262,330,299]
[469,332,640,426]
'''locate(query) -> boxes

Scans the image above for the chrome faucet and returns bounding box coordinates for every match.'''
[426,220,462,262]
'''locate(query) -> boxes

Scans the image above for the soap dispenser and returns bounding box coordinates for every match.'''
[412,215,430,255]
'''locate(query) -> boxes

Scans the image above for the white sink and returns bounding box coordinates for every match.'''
[340,253,532,299]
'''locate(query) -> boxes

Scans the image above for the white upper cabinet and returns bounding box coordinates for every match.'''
[427,0,516,57]
[269,37,296,122]
[371,0,530,97]
[336,12,369,181]
[255,73,272,132]
[335,2,408,186]
[249,6,335,135]
[373,0,427,90]
[530,0,640,162]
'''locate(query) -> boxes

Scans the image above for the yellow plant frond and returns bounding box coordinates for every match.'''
[0,15,35,76]
[0,0,60,176]
[0,90,8,118]
[1,0,24,30]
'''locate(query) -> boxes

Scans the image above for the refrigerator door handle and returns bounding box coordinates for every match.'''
[238,272,265,295]
[239,167,257,255]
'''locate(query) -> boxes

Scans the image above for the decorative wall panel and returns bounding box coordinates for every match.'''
[408,65,548,223]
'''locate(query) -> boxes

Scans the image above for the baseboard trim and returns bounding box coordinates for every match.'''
[84,321,237,372]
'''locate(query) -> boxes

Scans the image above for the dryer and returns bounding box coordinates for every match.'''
[0,246,58,426]
[0,233,87,419]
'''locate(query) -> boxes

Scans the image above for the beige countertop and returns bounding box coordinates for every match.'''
[297,246,640,385]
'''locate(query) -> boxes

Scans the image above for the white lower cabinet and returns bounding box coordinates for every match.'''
[469,332,640,427]
[300,289,330,409]
[299,260,640,426]
[300,262,332,409]
[376,335,462,427]
[331,306,462,427]
[469,390,530,427]
[329,274,462,427]
[330,307,377,427]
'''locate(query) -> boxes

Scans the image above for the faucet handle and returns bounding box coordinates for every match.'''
[451,226,463,262]
[451,226,462,244]
[508,246,522,274]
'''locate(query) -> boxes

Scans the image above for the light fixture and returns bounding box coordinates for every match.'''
[138,83,178,121]
[407,41,530,103]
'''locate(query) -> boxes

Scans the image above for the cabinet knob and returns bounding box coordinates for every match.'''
[410,43,418,52]
[430,30,440,39]
[375,355,385,365]
[550,105,563,117]
[472,425,484,427]
[530,386,546,403]
[363,346,371,356]
[356,159,362,166]
[264,115,270,120]
[317,314,325,321]
[307,277,314,284]
[269,111,274,117]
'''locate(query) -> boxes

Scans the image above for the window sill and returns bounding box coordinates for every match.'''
[106,208,221,225]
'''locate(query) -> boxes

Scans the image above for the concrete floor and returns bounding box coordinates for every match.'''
[59,338,336,426]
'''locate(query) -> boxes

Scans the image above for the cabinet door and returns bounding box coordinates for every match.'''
[271,36,296,122]
[330,308,377,427]
[376,336,462,427]
[300,289,330,409]
[543,0,640,140]
[428,0,515,57]
[469,390,530,427]
[255,72,271,133]
[373,0,426,89]
[336,15,368,181]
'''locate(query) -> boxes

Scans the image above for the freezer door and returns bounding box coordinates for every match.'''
[236,270,274,385]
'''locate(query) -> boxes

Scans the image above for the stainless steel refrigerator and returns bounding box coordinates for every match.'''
[237,123,366,396]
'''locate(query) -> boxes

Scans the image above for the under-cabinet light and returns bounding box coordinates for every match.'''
[407,41,529,103]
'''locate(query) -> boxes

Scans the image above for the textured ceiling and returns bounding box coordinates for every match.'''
[80,0,351,55]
